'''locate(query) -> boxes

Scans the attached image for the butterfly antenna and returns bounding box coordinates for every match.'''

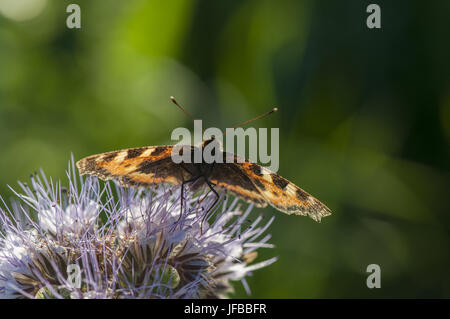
[233,107,278,129]
[222,107,278,137]
[170,96,196,122]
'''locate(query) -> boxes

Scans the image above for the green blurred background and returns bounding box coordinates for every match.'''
[0,0,449,298]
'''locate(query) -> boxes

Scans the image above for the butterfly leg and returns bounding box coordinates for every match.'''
[193,183,213,216]
[200,179,220,234]
[179,175,201,222]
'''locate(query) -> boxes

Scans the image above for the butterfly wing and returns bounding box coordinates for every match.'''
[207,162,268,208]
[76,146,189,188]
[221,153,331,222]
[77,146,331,221]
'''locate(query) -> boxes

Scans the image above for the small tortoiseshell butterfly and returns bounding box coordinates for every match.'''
[76,97,331,222]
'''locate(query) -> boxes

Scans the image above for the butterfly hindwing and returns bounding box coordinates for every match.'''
[207,162,267,207]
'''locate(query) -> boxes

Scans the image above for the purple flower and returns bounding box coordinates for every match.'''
[0,157,276,299]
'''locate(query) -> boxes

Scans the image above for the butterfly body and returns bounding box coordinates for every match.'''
[76,138,331,222]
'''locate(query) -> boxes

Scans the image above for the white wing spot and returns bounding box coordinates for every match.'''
[142,148,156,157]
[114,151,129,162]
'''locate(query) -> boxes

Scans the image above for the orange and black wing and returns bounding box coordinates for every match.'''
[222,153,331,222]
[76,146,189,188]
[208,162,268,208]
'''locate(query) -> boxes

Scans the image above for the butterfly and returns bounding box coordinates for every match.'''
[76,97,331,222]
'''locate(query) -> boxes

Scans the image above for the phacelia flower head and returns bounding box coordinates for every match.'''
[0,158,276,299]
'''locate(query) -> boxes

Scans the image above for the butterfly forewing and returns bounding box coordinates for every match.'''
[217,152,330,222]
[76,145,189,187]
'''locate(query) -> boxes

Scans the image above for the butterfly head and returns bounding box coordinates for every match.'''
[201,136,223,152]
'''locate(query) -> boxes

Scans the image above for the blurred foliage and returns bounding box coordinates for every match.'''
[0,0,449,298]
